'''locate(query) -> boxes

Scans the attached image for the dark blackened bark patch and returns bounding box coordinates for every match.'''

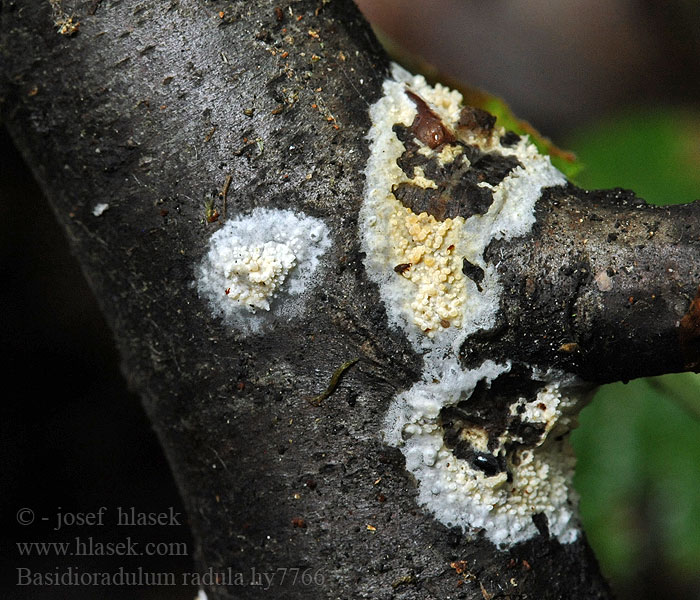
[392,169,492,221]
[508,420,546,447]
[680,285,700,369]
[392,183,436,219]
[476,364,543,406]
[500,131,522,147]
[458,106,496,134]
[441,406,481,444]
[405,89,456,149]
[391,137,522,220]
[441,408,507,477]
[392,93,521,221]
[471,153,522,186]
[532,513,550,539]
[392,124,428,178]
[440,362,551,480]
[440,364,545,459]
[462,258,485,291]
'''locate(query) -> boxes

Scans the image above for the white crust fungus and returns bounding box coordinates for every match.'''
[363,64,586,547]
[196,207,330,334]
[361,64,565,353]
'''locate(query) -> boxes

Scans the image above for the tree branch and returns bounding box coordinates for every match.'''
[474,186,700,383]
[2,1,697,598]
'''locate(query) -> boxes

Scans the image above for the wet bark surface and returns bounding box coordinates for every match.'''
[471,185,700,383]
[2,1,698,598]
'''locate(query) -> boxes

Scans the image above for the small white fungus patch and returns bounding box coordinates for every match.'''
[92,203,109,217]
[196,207,330,334]
[595,270,613,292]
[363,64,585,547]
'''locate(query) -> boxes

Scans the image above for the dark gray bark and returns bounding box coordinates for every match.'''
[1,1,698,599]
[474,186,700,383]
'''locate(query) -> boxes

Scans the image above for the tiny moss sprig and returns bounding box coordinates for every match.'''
[308,359,359,406]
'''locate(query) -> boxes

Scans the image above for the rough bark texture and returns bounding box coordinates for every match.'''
[1,1,698,599]
[473,186,700,383]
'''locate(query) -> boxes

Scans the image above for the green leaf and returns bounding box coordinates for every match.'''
[567,108,700,205]
[569,107,700,587]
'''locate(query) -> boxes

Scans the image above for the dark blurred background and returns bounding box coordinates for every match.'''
[355,0,700,137]
[0,127,195,599]
[2,1,700,598]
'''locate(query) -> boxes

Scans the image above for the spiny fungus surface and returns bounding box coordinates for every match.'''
[363,64,589,546]
[196,207,330,334]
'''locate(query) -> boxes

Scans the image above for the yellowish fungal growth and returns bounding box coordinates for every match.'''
[362,64,565,352]
[388,209,465,333]
[363,65,586,548]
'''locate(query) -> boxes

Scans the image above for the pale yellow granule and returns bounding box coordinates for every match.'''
[411,167,438,189]
[437,143,464,164]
